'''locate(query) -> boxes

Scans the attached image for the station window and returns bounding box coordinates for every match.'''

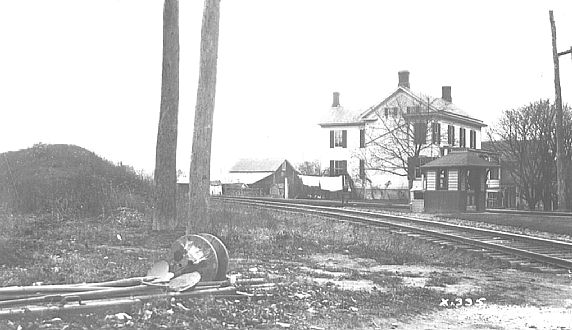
[436,168,448,190]
[489,168,499,180]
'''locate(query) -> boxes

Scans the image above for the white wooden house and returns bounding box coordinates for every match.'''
[319,70,497,202]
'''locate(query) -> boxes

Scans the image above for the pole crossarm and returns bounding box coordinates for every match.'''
[557,48,572,57]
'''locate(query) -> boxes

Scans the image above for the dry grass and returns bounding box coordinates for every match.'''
[0,201,516,329]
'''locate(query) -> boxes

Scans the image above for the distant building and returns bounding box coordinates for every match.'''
[176,177,224,196]
[481,141,525,209]
[318,70,497,203]
[223,159,302,198]
[210,180,222,196]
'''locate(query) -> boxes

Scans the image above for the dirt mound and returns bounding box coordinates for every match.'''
[0,143,152,216]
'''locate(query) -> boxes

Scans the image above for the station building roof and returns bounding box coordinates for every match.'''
[421,150,499,169]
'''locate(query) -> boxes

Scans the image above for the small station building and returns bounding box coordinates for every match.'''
[412,150,499,213]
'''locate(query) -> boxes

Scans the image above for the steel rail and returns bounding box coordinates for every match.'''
[214,196,572,271]
[485,208,572,217]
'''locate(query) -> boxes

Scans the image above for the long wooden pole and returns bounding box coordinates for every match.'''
[153,0,180,230]
[549,10,568,211]
[188,0,221,232]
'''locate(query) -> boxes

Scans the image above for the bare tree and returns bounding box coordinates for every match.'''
[153,0,179,231]
[296,160,321,176]
[487,100,571,210]
[187,0,220,233]
[358,97,444,189]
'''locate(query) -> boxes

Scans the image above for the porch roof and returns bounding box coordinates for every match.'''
[421,151,499,169]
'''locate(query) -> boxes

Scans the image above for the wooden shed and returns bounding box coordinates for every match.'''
[225,159,303,198]
[420,150,499,212]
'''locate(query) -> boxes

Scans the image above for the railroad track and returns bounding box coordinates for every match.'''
[214,196,572,274]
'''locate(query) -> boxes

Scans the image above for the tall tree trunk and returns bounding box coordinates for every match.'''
[187,0,220,233]
[153,0,179,231]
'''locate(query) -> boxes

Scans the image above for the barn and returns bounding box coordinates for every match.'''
[224,159,303,198]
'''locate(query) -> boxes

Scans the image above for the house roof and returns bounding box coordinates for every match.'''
[319,105,364,127]
[421,151,499,169]
[222,172,272,185]
[229,158,288,173]
[360,87,485,127]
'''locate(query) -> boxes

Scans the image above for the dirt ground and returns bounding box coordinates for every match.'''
[2,206,572,329]
[249,252,572,330]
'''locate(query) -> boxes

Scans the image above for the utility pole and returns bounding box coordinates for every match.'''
[549,10,569,211]
[188,0,221,233]
[153,0,179,231]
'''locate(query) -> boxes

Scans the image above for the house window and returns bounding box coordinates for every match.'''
[359,159,365,178]
[334,130,344,147]
[436,168,448,190]
[414,166,422,178]
[489,168,499,180]
[392,107,398,116]
[330,130,347,148]
[431,122,441,144]
[407,106,421,114]
[459,127,466,147]
[360,129,365,148]
[469,130,476,149]
[413,122,427,144]
[384,108,389,118]
[448,125,455,145]
[329,160,347,176]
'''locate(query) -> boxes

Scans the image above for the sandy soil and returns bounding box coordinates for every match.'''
[300,253,572,330]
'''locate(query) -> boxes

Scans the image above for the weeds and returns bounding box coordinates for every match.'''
[425,272,461,287]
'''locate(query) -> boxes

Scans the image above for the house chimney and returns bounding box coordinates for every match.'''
[398,70,410,88]
[332,91,340,107]
[442,86,452,102]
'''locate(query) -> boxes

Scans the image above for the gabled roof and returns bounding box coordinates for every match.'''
[421,150,499,169]
[222,172,272,185]
[229,158,288,173]
[360,87,485,127]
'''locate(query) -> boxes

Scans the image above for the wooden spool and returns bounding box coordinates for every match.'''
[169,234,229,282]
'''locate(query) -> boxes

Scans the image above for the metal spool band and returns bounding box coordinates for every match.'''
[198,233,230,281]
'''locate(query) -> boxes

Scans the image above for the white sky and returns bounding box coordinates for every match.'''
[1,1,572,178]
